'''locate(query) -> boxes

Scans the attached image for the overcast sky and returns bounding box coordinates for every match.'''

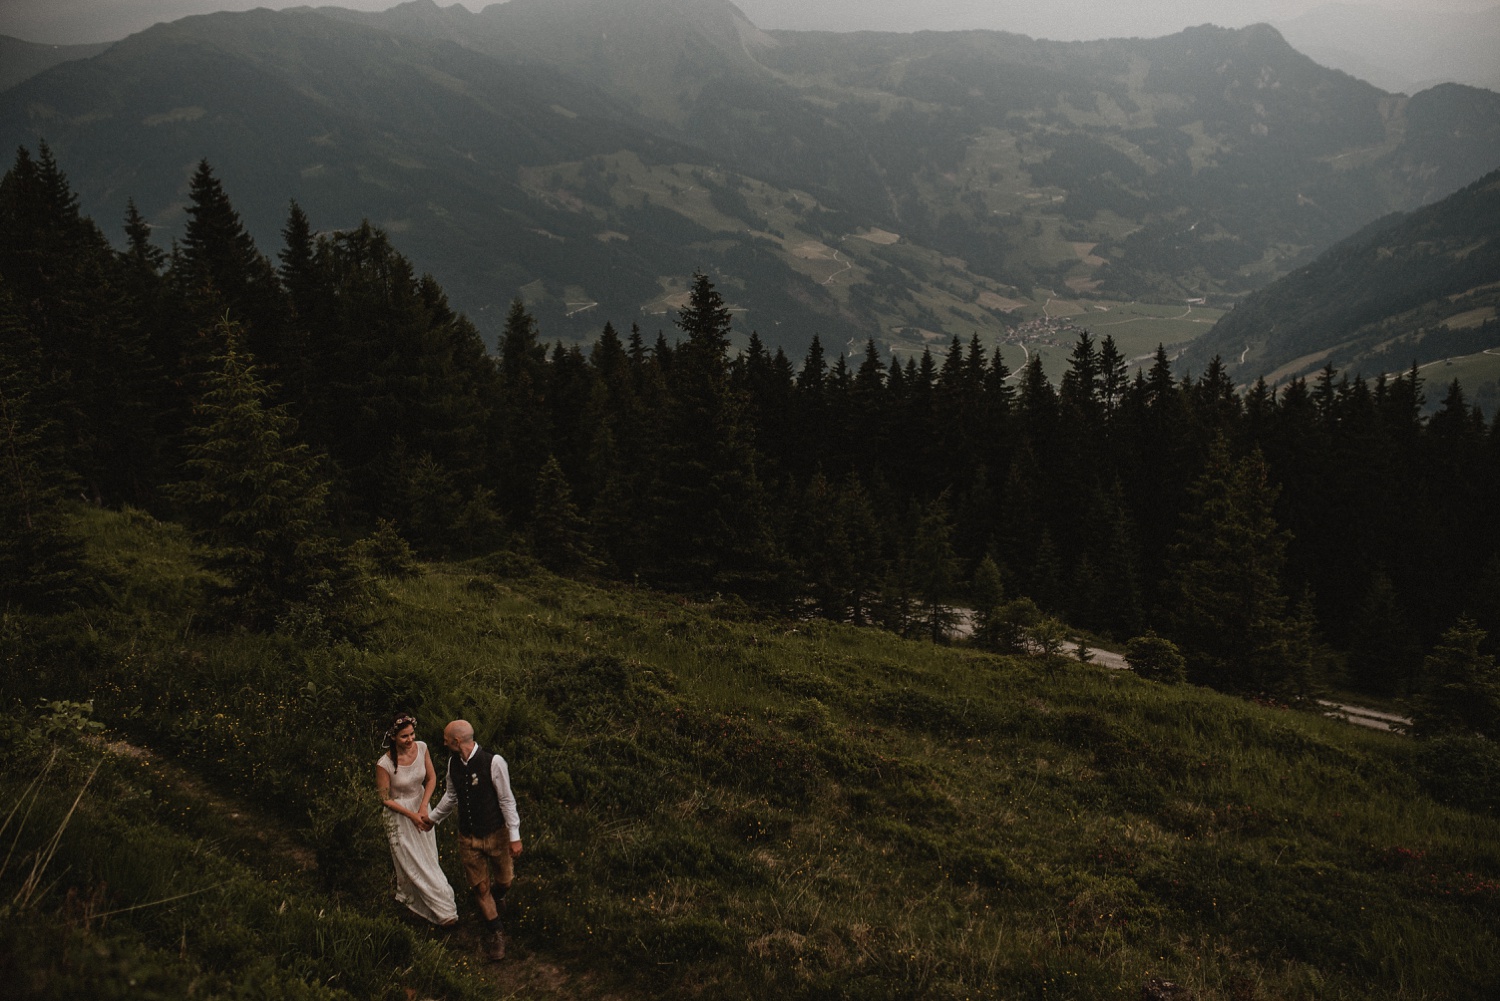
[0,0,1490,46]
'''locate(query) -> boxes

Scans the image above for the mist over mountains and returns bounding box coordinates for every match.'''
[2,0,1498,357]
[1277,4,1500,94]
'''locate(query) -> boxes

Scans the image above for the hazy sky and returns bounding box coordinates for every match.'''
[0,0,1490,46]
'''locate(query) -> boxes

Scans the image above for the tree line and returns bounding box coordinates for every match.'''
[3,145,1499,707]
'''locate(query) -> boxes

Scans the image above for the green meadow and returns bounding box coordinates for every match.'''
[3,506,1496,1000]
[991,299,1225,379]
[1406,350,1500,416]
[1078,301,1225,361]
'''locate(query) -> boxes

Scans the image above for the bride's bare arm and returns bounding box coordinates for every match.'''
[419,746,438,824]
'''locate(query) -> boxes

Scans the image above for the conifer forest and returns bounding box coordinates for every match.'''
[5,145,1500,701]
[7,122,1500,1001]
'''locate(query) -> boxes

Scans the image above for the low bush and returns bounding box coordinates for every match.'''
[1416,734,1500,815]
[1127,631,1189,683]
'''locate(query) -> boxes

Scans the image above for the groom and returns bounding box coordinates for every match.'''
[429,718,523,961]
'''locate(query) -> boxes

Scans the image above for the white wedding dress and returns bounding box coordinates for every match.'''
[377,740,459,925]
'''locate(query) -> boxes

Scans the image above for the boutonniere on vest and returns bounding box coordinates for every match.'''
[471,773,480,785]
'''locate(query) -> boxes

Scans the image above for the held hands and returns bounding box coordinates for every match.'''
[413,808,435,832]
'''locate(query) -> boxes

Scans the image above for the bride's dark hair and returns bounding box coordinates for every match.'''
[384,714,418,767]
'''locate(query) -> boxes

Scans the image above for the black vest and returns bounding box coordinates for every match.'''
[450,745,506,838]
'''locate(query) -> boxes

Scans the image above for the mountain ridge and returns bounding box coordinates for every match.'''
[2,3,1498,352]
[1183,166,1500,391]
[0,34,112,93]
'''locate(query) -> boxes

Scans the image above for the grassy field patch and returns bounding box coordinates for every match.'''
[6,508,1495,999]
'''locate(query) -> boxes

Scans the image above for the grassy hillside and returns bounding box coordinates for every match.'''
[4,505,1498,999]
[1184,168,1500,392]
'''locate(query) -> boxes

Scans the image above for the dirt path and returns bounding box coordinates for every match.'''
[100,738,619,1000]
[102,738,318,877]
[821,250,852,285]
[1314,701,1411,733]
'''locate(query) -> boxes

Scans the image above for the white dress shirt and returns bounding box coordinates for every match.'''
[429,742,521,842]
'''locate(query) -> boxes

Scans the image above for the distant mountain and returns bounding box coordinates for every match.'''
[0,35,109,92]
[334,0,783,125]
[1182,167,1500,385]
[1276,4,1500,96]
[2,0,1498,353]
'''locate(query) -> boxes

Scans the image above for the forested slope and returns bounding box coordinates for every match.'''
[1186,168,1500,385]
[4,144,1500,700]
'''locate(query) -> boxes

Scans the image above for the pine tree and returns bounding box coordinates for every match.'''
[171,161,286,373]
[271,200,315,409]
[389,446,466,555]
[167,318,352,629]
[494,298,553,516]
[741,335,795,477]
[0,285,90,610]
[1073,481,1143,637]
[646,273,780,596]
[1410,618,1500,740]
[547,341,597,493]
[0,145,160,504]
[1124,345,1196,596]
[278,200,316,315]
[350,518,422,579]
[795,470,854,619]
[1059,330,1102,427]
[582,322,650,575]
[790,335,828,480]
[531,454,600,575]
[1346,570,1422,696]
[1160,437,1303,691]
[933,334,985,492]
[1098,334,1128,414]
[1031,526,1065,613]
[1125,632,1187,683]
[297,224,497,534]
[970,554,1005,638]
[122,199,166,275]
[838,473,884,626]
[911,495,961,642]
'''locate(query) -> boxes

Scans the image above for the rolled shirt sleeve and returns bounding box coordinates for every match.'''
[491,753,521,843]
[428,758,456,825]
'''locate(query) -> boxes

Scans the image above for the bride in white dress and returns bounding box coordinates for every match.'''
[375,715,459,926]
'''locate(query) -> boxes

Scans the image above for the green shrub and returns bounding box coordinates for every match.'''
[350,518,423,579]
[1416,734,1500,815]
[973,596,1041,653]
[1126,631,1188,683]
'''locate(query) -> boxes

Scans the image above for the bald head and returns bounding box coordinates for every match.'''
[443,719,475,755]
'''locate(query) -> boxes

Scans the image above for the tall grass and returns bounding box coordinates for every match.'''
[0,709,497,999]
[5,506,1496,999]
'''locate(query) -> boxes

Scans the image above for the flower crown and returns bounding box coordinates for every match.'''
[384,715,418,743]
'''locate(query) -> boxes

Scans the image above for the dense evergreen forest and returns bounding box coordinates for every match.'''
[5,144,1499,702]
